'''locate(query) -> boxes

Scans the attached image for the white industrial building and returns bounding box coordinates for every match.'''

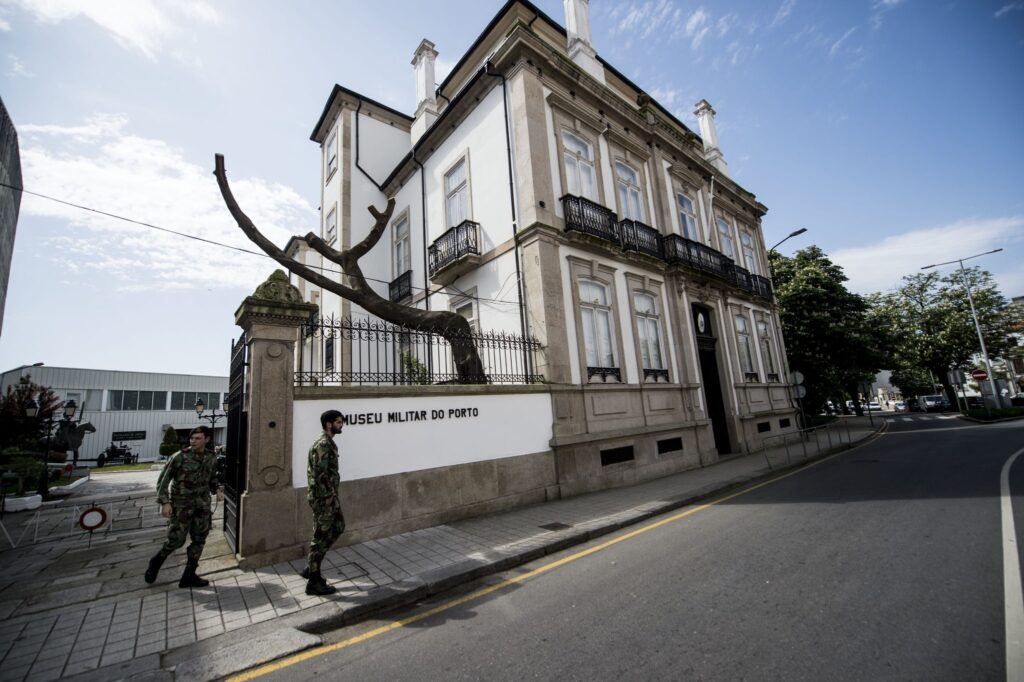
[0,365,227,464]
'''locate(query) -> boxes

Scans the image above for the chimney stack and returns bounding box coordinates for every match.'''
[411,39,439,143]
[694,99,728,175]
[564,0,605,84]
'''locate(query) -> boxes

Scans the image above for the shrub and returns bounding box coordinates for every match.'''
[159,427,181,459]
[966,407,1024,421]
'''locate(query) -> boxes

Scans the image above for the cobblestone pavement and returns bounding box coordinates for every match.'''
[0,418,882,681]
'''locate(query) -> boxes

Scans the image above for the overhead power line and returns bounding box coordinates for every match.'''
[1,181,522,306]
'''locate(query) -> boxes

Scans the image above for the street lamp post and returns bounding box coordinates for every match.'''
[194,398,226,447]
[921,248,1004,408]
[769,228,808,253]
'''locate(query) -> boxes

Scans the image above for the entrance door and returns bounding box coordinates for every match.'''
[692,305,732,454]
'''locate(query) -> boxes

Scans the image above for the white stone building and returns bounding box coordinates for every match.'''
[0,365,227,464]
[288,0,795,498]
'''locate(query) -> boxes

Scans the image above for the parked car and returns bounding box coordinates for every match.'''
[868,400,881,411]
[906,397,921,412]
[894,400,907,412]
[965,396,985,409]
[920,394,949,412]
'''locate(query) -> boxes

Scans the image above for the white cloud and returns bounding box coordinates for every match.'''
[684,8,711,50]
[830,216,1024,295]
[7,53,30,76]
[0,16,10,31]
[869,0,903,30]
[0,0,220,60]
[19,114,313,292]
[613,0,679,40]
[995,2,1024,18]
[829,26,857,59]
[769,0,796,29]
[435,57,455,85]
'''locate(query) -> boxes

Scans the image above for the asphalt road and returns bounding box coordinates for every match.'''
[247,417,1024,681]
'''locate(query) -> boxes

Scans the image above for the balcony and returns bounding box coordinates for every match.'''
[388,270,413,302]
[643,368,670,383]
[428,220,481,285]
[663,235,773,301]
[619,219,664,260]
[587,366,622,383]
[749,274,774,299]
[561,194,619,245]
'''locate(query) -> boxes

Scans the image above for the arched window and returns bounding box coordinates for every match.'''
[579,279,616,373]
[562,131,597,200]
[615,161,644,221]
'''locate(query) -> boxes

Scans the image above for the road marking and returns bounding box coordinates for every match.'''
[227,437,883,681]
[1001,447,1024,681]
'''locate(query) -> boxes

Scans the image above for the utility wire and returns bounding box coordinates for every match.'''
[1,181,522,306]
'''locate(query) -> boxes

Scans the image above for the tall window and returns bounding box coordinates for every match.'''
[324,336,335,373]
[677,193,699,241]
[393,214,410,275]
[170,392,220,411]
[562,131,596,200]
[579,279,616,371]
[453,299,479,334]
[615,161,644,221]
[325,129,337,180]
[740,230,759,275]
[735,315,756,380]
[634,293,665,377]
[445,158,469,228]
[757,320,777,379]
[717,217,735,259]
[325,206,337,245]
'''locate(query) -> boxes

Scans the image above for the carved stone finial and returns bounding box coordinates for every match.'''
[252,269,304,304]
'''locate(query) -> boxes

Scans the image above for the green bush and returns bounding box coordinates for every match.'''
[159,427,181,459]
[966,407,1024,421]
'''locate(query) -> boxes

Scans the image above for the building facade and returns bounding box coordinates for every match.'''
[0,96,22,337]
[0,365,228,464]
[293,0,795,497]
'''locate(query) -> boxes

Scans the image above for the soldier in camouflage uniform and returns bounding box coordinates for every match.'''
[301,409,346,596]
[144,426,223,588]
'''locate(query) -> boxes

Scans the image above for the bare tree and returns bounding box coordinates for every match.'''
[214,154,486,384]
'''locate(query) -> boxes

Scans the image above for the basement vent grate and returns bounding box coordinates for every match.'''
[539,522,572,531]
[600,445,635,466]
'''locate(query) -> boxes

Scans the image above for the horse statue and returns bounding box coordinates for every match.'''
[49,421,97,465]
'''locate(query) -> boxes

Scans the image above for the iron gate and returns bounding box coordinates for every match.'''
[223,332,247,553]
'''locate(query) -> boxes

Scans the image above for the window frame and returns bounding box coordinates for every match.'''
[550,106,607,206]
[325,205,338,246]
[757,318,778,381]
[627,280,670,383]
[443,154,471,229]
[739,227,760,275]
[567,258,624,384]
[450,290,480,334]
[614,159,645,222]
[392,211,411,277]
[324,128,338,183]
[734,314,758,381]
[676,192,700,242]
[561,129,598,201]
[717,216,736,260]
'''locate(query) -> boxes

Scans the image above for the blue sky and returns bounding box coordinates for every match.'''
[1,0,1022,376]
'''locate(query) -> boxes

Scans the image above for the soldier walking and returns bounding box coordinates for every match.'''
[145,426,223,588]
[301,410,346,596]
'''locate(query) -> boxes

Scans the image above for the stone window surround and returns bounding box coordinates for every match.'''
[560,128,599,201]
[567,256,625,384]
[739,226,762,275]
[551,105,608,207]
[624,272,671,383]
[730,304,759,382]
[325,204,338,246]
[324,126,338,185]
[605,134,654,227]
[752,310,781,381]
[391,207,411,278]
[442,150,473,230]
[449,287,480,334]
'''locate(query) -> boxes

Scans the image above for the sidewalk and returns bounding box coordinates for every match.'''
[0,417,881,681]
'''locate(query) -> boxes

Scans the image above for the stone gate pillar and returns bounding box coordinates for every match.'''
[234,270,317,568]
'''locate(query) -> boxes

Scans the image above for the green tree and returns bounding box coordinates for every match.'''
[871,268,1022,405]
[769,246,890,415]
[0,375,62,451]
[159,426,182,459]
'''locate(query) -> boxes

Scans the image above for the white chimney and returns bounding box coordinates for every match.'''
[411,39,439,144]
[694,99,728,175]
[564,0,605,84]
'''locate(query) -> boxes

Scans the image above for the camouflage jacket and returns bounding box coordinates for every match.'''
[157,447,219,508]
[307,432,340,505]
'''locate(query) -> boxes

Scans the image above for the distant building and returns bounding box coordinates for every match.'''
[0,96,22,337]
[0,365,228,464]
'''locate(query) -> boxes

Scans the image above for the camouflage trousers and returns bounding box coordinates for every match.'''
[307,501,345,574]
[159,503,212,564]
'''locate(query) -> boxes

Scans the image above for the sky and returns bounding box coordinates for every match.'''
[0,0,1022,376]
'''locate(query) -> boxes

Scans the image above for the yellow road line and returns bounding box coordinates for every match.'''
[228,437,875,681]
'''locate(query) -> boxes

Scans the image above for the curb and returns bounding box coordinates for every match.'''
[164,427,884,680]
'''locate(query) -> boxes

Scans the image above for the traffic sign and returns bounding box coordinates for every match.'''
[971,368,988,381]
[792,385,807,399]
[78,506,107,532]
[789,370,804,385]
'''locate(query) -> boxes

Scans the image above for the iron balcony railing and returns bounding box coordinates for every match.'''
[561,194,619,245]
[587,366,622,383]
[428,220,480,278]
[663,234,736,280]
[388,270,413,302]
[619,219,664,259]
[749,274,773,299]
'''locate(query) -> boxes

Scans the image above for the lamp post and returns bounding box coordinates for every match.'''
[194,398,226,448]
[769,228,807,253]
[921,248,1004,408]
[23,397,77,496]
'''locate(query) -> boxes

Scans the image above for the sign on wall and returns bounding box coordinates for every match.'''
[111,431,146,441]
[292,393,553,486]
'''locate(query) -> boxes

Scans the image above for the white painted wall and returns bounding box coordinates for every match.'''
[291,392,553,484]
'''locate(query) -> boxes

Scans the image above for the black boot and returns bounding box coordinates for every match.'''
[144,553,166,584]
[305,572,336,596]
[300,566,310,580]
[178,560,210,588]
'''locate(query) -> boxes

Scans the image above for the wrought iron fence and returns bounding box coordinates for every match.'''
[389,270,413,302]
[297,314,544,386]
[619,219,663,259]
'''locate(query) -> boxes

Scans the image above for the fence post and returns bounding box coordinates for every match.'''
[234,270,318,568]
